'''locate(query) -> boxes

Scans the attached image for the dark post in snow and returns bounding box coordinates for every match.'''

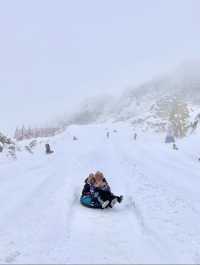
[106,132,110,139]
[0,143,3,152]
[45,143,54,154]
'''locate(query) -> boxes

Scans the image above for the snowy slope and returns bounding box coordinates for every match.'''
[0,124,200,264]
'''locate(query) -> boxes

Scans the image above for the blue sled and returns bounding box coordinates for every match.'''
[80,195,102,209]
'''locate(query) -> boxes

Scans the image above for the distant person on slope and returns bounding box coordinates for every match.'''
[106,132,110,139]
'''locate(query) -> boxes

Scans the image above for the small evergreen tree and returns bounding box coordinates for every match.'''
[169,99,189,138]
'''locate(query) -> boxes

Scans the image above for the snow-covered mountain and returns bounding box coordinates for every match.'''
[60,63,200,136]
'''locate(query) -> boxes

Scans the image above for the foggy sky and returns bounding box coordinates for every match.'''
[0,0,200,134]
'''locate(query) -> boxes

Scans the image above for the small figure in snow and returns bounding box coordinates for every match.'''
[45,143,54,154]
[173,143,178,150]
[134,133,137,140]
[73,136,78,141]
[106,132,110,139]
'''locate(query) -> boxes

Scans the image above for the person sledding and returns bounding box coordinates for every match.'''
[81,173,100,208]
[81,171,123,209]
[82,173,96,196]
[94,171,123,208]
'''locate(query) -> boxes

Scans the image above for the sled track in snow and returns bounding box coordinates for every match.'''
[109,136,177,262]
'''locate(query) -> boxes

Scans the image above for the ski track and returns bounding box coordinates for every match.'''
[0,124,200,263]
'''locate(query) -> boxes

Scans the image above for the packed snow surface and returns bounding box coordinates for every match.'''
[0,124,200,264]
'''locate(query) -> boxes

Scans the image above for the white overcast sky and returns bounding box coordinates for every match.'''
[0,0,200,134]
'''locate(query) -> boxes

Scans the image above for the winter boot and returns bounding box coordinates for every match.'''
[98,197,110,209]
[102,200,110,209]
[117,195,123,203]
[110,198,118,208]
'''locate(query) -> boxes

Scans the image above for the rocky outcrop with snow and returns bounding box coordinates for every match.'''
[56,62,200,138]
[0,132,16,159]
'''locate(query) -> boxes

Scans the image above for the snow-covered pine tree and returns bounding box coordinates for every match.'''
[169,99,189,138]
[14,127,19,140]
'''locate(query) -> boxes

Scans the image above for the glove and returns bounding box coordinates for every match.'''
[94,192,99,198]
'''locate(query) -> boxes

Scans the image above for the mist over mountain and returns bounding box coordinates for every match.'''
[54,62,200,136]
[124,61,200,104]
[6,61,200,140]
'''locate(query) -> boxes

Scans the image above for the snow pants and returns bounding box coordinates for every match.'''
[96,190,119,203]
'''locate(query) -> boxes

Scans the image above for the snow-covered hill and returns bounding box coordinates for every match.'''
[59,63,200,135]
[0,123,200,264]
